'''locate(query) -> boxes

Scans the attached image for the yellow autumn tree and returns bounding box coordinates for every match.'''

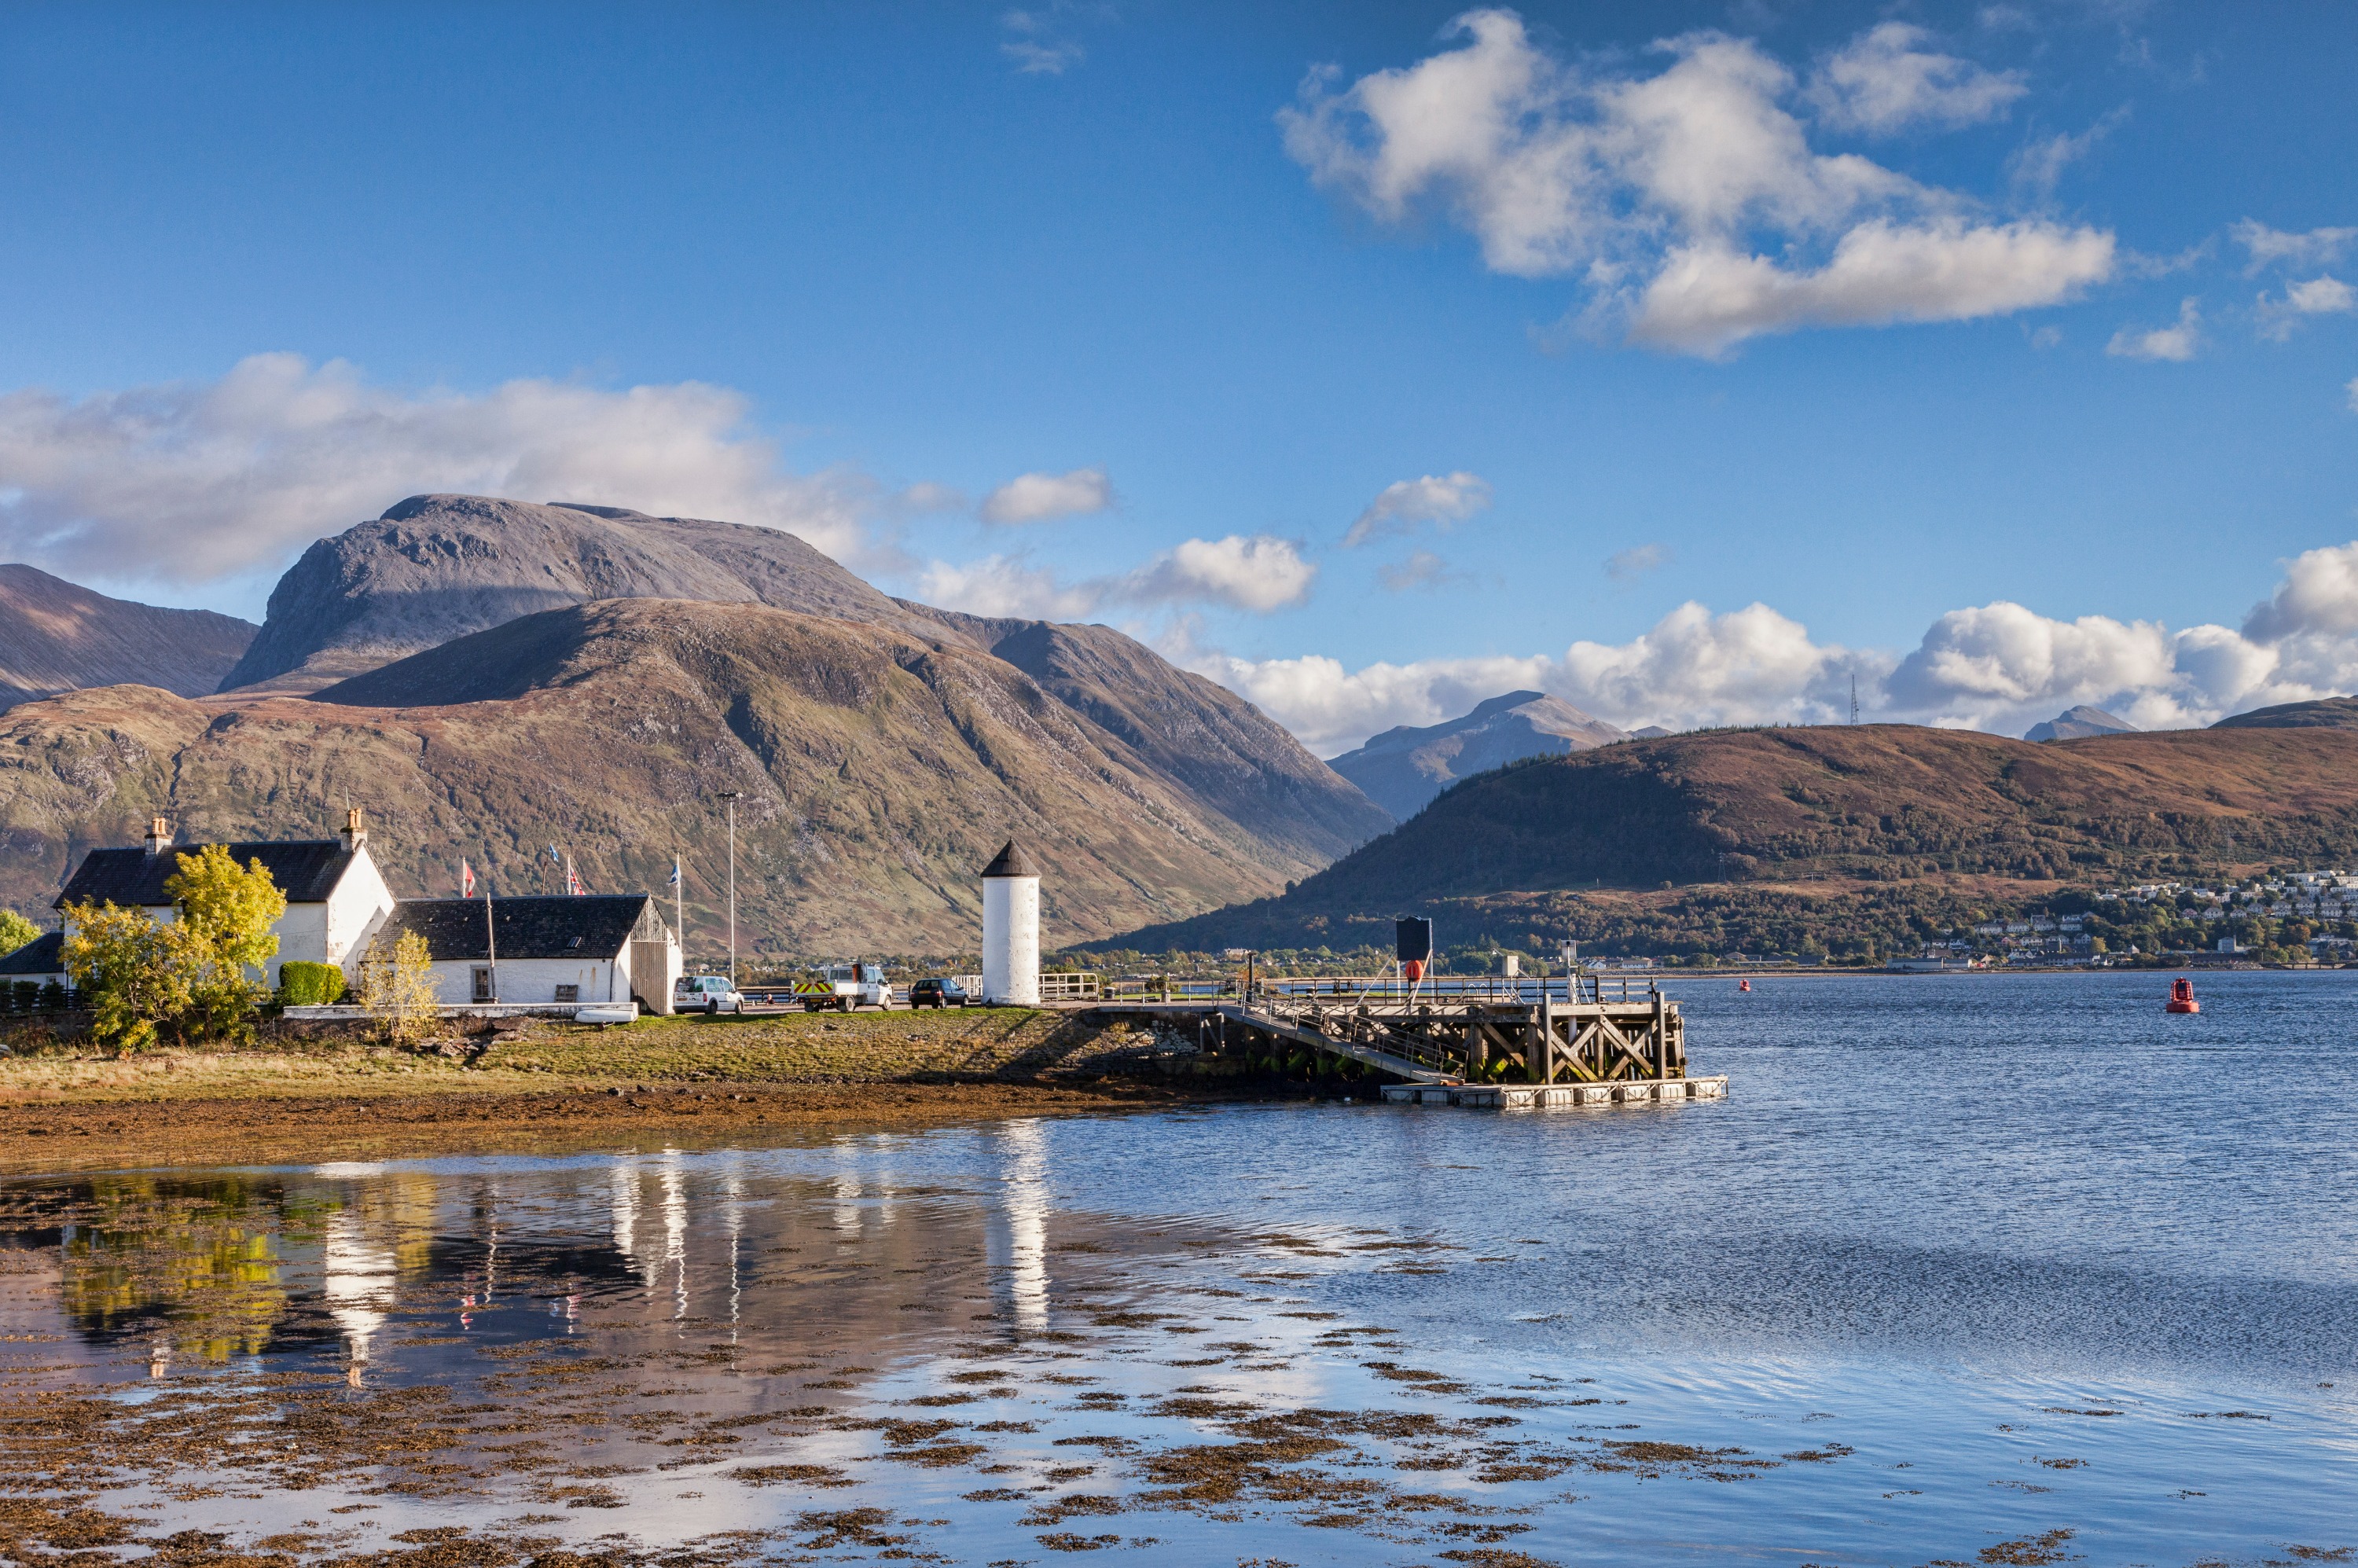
[61,902,198,1055]
[163,845,287,1045]
[356,930,440,1047]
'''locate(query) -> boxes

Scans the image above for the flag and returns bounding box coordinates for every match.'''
[547,843,562,864]
[565,854,584,896]
[459,858,475,898]
[667,859,681,887]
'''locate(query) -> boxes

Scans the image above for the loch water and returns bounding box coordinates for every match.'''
[2,970,2353,1566]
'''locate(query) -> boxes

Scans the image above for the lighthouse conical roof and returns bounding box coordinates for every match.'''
[981,839,1041,878]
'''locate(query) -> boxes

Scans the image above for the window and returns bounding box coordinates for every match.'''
[554,984,579,1003]
[472,968,493,1002]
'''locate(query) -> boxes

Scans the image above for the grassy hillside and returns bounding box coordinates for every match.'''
[0,600,1354,954]
[1100,720,2358,959]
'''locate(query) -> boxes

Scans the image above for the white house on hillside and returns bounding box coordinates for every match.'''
[50,810,396,988]
[372,894,680,1012]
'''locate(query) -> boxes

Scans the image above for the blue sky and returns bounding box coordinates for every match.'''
[2,2,2355,751]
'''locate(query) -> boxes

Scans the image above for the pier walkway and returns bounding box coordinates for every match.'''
[1093,974,1713,1101]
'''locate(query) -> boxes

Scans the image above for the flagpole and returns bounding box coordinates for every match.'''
[484,876,498,1004]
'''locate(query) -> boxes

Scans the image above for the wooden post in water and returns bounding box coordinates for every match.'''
[1533,993,1555,1084]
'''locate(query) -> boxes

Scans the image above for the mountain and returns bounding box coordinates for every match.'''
[0,565,255,712]
[2212,696,2358,730]
[209,494,1383,862]
[906,608,1387,864]
[2,598,1361,952]
[1101,722,2358,956]
[219,494,949,693]
[1324,692,1627,820]
[2026,704,2138,742]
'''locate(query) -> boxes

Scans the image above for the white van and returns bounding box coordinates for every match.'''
[676,975,746,1015]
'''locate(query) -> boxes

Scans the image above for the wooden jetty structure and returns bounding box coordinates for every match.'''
[1093,972,1726,1110]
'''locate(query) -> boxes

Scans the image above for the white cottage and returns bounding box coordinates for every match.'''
[50,810,396,989]
[373,894,680,1013]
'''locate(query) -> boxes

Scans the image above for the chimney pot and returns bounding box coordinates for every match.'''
[341,806,367,852]
[143,817,173,857]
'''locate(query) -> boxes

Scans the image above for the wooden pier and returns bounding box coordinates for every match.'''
[1092,975,1721,1107]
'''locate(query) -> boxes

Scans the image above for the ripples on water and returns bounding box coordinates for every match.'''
[0,971,2352,1566]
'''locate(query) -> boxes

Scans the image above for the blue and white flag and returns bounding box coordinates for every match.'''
[547,843,563,864]
[668,859,681,887]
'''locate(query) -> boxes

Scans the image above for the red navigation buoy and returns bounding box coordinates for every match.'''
[2165,976,2199,1014]
[1739,979,1753,992]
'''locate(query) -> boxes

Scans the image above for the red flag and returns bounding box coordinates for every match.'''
[565,854,584,896]
[460,858,476,898]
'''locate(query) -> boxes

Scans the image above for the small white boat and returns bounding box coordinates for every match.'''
[575,1004,638,1025]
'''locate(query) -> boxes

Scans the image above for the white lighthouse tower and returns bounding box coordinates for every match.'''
[981,840,1041,1005]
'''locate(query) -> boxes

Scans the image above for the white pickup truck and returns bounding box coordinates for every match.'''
[676,975,747,1015]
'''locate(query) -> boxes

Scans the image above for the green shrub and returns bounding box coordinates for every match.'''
[279,961,347,1006]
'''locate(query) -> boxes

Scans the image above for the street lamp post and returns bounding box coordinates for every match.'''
[718,791,740,987]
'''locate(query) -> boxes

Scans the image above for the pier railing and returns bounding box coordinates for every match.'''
[1101,972,1661,1005]
[1095,975,1684,1086]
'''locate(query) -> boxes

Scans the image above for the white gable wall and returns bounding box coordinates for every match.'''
[325,848,396,975]
[421,957,623,1005]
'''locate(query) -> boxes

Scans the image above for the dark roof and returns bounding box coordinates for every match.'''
[375,896,660,962]
[0,931,63,976]
[981,839,1040,878]
[55,841,358,910]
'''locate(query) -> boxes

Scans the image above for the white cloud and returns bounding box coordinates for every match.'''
[1379,549,1455,592]
[0,353,881,588]
[1280,11,2113,355]
[1188,542,2358,755]
[1124,534,1316,612]
[916,534,1316,621]
[1000,8,1085,74]
[2256,275,2356,340]
[916,554,1103,620]
[1344,471,1492,546]
[1806,22,2026,135]
[2106,296,2200,361]
[2006,108,2127,201]
[2242,540,2358,643]
[1630,220,2114,357]
[979,466,1115,524]
[1605,542,1668,581]
[2232,218,2358,275]
[1189,599,1864,755]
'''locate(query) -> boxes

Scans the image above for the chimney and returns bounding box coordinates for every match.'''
[143,817,173,857]
[341,806,367,854]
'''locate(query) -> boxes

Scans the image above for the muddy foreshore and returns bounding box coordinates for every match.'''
[0,1005,1272,1170]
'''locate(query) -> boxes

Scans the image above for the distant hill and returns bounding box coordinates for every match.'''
[1101,722,2358,956]
[1324,690,1625,820]
[3,598,1361,953]
[0,565,255,712]
[2213,696,2358,730]
[2026,703,2137,742]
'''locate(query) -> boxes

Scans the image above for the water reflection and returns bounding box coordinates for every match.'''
[0,973,2355,1566]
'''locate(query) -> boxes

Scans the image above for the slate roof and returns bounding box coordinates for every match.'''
[375,896,659,962]
[0,931,63,976]
[55,841,359,910]
[981,839,1040,877]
